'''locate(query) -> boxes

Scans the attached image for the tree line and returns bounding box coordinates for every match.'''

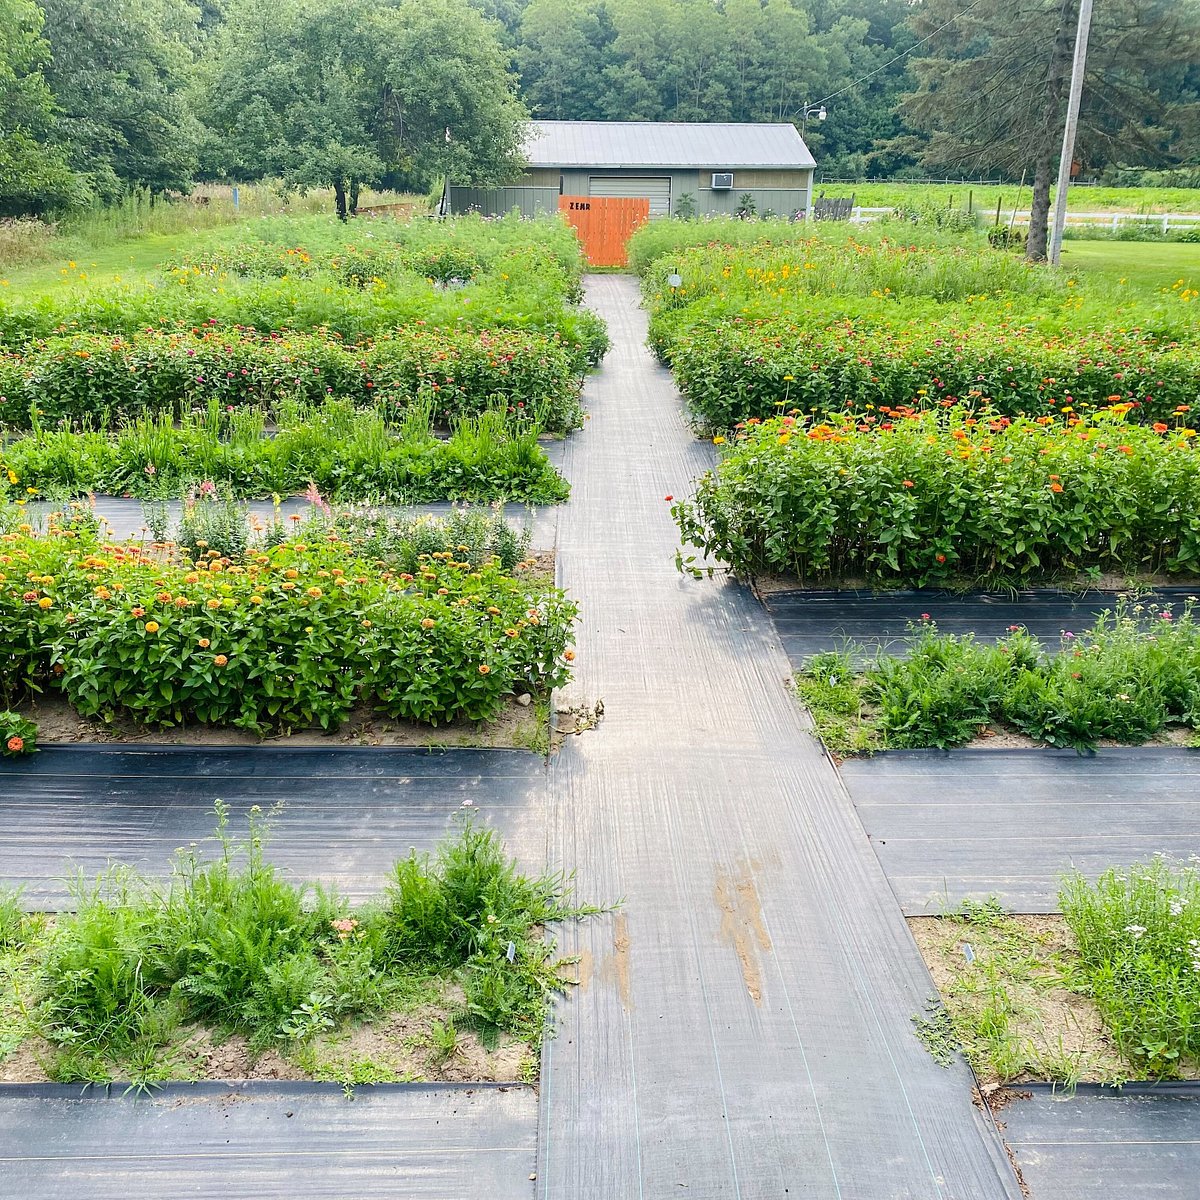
[2,0,1199,220]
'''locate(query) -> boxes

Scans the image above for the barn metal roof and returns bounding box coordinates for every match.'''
[524,121,816,170]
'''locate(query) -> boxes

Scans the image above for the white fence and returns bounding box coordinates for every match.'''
[848,206,1200,231]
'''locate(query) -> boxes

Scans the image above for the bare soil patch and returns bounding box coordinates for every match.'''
[16,693,548,752]
[910,912,1199,1092]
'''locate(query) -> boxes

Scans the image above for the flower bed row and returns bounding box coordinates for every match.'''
[0,274,609,373]
[640,237,1068,306]
[0,820,592,1085]
[798,603,1200,754]
[674,407,1200,585]
[0,325,583,433]
[654,309,1199,430]
[1,403,569,505]
[0,518,576,732]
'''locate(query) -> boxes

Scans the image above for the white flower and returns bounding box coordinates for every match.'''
[1125,924,1147,939]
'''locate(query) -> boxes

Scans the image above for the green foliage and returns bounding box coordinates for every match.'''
[676,409,1200,586]
[647,251,1200,432]
[1061,860,1200,1075]
[626,216,816,276]
[0,401,571,506]
[39,0,203,203]
[380,823,593,1046]
[796,604,1200,754]
[0,0,82,218]
[201,0,527,210]
[0,522,575,731]
[0,323,583,435]
[0,709,37,755]
[33,811,595,1075]
[0,213,607,373]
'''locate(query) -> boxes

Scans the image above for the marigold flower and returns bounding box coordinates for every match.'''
[6,737,24,753]
[212,654,228,666]
[306,587,323,598]
[901,480,914,488]
[281,582,296,591]
[478,664,491,674]
[1050,482,1063,493]
[144,621,160,633]
[198,637,210,648]
[206,598,222,610]
[131,607,145,618]
[285,570,299,580]
[421,617,436,629]
[1153,422,1169,433]
[564,649,576,661]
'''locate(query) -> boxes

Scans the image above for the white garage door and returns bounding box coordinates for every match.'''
[588,175,672,216]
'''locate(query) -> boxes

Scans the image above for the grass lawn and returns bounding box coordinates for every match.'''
[1060,240,1200,295]
[2,231,213,293]
[817,181,1200,215]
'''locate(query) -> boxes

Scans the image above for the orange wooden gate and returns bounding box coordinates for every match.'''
[559,195,650,268]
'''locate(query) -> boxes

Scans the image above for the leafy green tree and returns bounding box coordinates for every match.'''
[203,0,527,217]
[898,0,1200,260]
[518,0,612,120]
[0,0,79,215]
[39,0,203,202]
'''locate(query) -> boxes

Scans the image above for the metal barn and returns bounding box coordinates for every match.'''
[446,120,816,221]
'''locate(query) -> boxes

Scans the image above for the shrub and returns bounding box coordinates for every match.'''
[35,812,593,1075]
[675,407,1200,585]
[0,710,37,755]
[0,401,571,506]
[1061,860,1200,1075]
[0,525,576,732]
[798,603,1200,753]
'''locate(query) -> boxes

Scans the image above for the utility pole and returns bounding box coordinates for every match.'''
[1049,0,1094,265]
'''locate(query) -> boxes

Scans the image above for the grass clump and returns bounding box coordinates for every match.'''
[1061,860,1200,1076]
[796,602,1200,754]
[15,806,596,1086]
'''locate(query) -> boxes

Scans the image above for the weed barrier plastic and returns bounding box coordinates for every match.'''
[841,748,1200,913]
[0,744,547,910]
[764,587,1199,668]
[0,1081,537,1198]
[1002,1082,1200,1199]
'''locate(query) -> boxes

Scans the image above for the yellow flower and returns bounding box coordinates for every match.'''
[144,621,160,633]
[712,436,726,445]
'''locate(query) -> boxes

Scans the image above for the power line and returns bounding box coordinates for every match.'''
[812,0,991,107]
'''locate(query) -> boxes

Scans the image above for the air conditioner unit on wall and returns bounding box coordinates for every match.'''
[711,172,734,190]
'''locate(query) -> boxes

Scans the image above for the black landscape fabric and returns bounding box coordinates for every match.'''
[0,1082,537,1200]
[764,586,1200,669]
[841,747,1200,913]
[1002,1083,1200,1199]
[0,744,546,909]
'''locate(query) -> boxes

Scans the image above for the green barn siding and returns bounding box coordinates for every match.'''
[450,166,813,220]
[449,186,558,217]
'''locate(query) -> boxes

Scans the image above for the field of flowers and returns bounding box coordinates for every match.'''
[675,406,1200,585]
[638,230,1200,432]
[0,214,607,509]
[0,507,575,732]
